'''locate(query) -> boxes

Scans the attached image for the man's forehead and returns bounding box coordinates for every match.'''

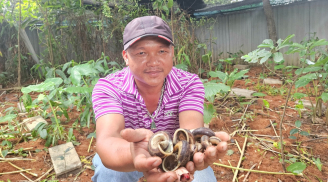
[129,36,171,49]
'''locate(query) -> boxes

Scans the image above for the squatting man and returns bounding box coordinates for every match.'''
[91,15,230,182]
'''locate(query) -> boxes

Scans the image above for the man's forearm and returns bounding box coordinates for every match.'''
[96,137,135,172]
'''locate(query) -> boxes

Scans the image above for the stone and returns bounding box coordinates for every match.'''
[0,85,2,89]
[233,64,249,70]
[23,116,48,131]
[295,100,327,111]
[17,102,26,112]
[229,88,256,99]
[263,78,283,85]
[49,142,82,178]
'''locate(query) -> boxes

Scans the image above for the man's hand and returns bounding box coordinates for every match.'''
[192,131,230,170]
[121,128,178,182]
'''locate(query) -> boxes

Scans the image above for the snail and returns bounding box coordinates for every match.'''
[148,127,221,172]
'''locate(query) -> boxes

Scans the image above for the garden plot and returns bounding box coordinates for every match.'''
[0,67,328,181]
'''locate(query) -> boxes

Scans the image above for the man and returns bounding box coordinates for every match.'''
[92,16,229,182]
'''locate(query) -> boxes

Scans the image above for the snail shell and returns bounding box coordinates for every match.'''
[148,131,174,159]
[173,128,194,145]
[162,140,190,172]
[192,127,215,142]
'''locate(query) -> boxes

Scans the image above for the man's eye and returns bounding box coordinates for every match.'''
[159,50,166,53]
[138,52,145,55]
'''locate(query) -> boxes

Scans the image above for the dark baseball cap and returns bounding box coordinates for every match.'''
[123,16,174,50]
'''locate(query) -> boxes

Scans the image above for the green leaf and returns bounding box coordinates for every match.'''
[295,73,317,88]
[293,93,306,99]
[167,0,173,8]
[175,63,188,71]
[87,132,96,139]
[286,162,306,175]
[300,131,309,136]
[289,158,297,163]
[263,99,269,108]
[226,149,234,156]
[38,94,45,101]
[309,39,328,50]
[274,65,285,70]
[290,128,299,135]
[208,71,227,82]
[0,114,17,123]
[252,92,266,97]
[1,150,8,157]
[203,82,230,101]
[295,120,302,128]
[21,82,55,94]
[39,129,47,139]
[229,69,249,81]
[314,56,328,66]
[65,86,93,94]
[313,157,322,171]
[302,66,322,74]
[273,52,284,63]
[289,136,297,140]
[203,103,215,124]
[321,92,328,102]
[258,39,274,49]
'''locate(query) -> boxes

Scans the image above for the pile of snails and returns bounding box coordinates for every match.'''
[147,127,221,172]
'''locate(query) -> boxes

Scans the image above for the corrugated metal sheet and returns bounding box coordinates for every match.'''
[195,0,328,66]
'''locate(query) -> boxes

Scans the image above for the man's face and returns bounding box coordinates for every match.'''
[122,36,174,88]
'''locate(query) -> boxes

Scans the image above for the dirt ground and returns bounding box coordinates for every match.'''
[0,66,327,181]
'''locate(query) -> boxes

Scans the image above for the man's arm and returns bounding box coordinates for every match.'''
[179,110,204,130]
[96,113,135,171]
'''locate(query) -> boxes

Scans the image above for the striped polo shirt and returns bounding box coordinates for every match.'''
[92,67,205,135]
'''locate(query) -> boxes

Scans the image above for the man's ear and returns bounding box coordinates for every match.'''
[122,50,129,66]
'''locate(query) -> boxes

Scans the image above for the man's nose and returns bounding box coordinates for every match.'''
[146,54,160,66]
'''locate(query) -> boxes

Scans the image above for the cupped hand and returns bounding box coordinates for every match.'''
[121,128,179,182]
[192,131,230,170]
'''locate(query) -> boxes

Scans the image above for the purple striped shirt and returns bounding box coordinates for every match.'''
[92,67,205,135]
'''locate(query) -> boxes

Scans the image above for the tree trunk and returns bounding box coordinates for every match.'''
[263,0,277,44]
[19,28,40,65]
[18,0,21,87]
[0,56,5,73]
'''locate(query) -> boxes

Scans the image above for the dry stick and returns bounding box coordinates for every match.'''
[73,167,86,182]
[213,163,301,176]
[270,120,279,137]
[34,166,54,182]
[235,140,242,154]
[87,136,94,153]
[0,169,32,175]
[258,151,267,169]
[232,137,248,182]
[20,172,33,182]
[9,162,38,177]
[242,163,257,182]
[278,78,299,172]
[228,160,239,182]
[0,157,35,161]
[8,147,34,154]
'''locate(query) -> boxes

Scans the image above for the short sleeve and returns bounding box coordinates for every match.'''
[178,76,205,114]
[92,78,123,120]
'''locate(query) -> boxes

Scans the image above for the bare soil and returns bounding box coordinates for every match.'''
[0,66,327,182]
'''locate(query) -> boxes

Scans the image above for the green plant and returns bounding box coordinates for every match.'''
[289,120,309,143]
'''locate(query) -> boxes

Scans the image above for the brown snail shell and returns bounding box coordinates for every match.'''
[192,127,215,142]
[173,129,194,145]
[148,131,173,159]
[162,140,190,172]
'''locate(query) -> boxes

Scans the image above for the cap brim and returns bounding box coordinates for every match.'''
[124,34,174,50]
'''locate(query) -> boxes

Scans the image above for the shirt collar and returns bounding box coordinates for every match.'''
[122,67,182,96]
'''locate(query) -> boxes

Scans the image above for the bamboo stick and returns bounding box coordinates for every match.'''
[213,163,302,176]
[9,162,38,177]
[232,137,247,182]
[34,167,53,182]
[20,172,33,182]
[0,169,32,175]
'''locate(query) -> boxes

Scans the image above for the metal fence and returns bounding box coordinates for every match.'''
[195,0,328,66]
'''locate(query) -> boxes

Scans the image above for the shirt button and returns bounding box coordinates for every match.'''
[144,114,148,118]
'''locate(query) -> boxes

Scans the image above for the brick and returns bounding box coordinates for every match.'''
[17,102,26,112]
[23,116,48,131]
[233,64,250,70]
[229,88,256,99]
[49,142,82,178]
[296,100,327,111]
[263,78,283,85]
